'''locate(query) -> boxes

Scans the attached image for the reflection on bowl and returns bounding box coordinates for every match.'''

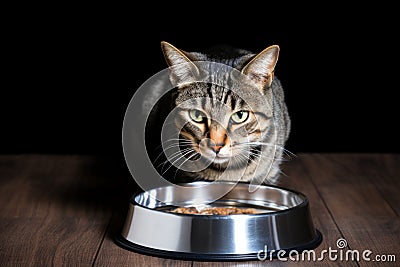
[116,182,322,261]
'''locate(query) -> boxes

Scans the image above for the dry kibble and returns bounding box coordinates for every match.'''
[170,206,258,215]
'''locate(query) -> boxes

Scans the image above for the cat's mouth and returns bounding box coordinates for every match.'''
[198,139,231,163]
[213,154,231,164]
[179,141,252,170]
[185,141,231,166]
[178,135,251,168]
[208,150,231,163]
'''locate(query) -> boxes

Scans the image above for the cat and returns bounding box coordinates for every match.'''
[144,41,291,185]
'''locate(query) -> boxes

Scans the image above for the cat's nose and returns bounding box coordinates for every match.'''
[211,144,224,154]
[209,126,227,152]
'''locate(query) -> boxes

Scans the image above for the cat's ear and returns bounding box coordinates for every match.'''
[241,45,280,91]
[161,41,200,86]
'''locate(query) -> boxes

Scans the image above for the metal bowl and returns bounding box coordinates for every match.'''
[116,182,322,261]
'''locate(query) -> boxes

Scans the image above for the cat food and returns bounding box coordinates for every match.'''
[170,206,258,215]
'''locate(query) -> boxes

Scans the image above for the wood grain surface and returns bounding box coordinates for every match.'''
[0,154,398,266]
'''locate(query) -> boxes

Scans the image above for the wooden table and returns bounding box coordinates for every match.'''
[0,154,398,266]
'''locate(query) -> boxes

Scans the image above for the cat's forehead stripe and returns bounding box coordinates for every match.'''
[223,89,231,105]
[176,84,249,116]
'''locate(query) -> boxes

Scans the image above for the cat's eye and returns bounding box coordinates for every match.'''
[189,109,206,123]
[231,111,249,124]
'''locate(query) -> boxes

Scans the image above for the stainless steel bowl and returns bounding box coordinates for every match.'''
[116,182,322,261]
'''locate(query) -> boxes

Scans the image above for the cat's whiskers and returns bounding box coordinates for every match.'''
[159,150,190,174]
[156,138,193,152]
[145,42,290,184]
[153,143,185,165]
[154,137,194,151]
[247,151,287,162]
[172,152,199,181]
[232,144,287,167]
[232,152,252,167]
[238,141,296,159]
[161,148,198,175]
[153,138,195,164]
[158,147,194,171]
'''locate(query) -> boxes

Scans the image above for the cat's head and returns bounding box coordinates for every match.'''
[161,41,280,170]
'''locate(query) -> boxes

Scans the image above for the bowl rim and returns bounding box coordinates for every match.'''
[130,181,310,218]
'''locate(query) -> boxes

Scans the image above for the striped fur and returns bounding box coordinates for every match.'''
[145,42,291,185]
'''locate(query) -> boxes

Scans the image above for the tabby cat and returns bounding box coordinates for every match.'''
[144,41,291,185]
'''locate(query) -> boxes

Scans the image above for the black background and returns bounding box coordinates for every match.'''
[2,5,399,157]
